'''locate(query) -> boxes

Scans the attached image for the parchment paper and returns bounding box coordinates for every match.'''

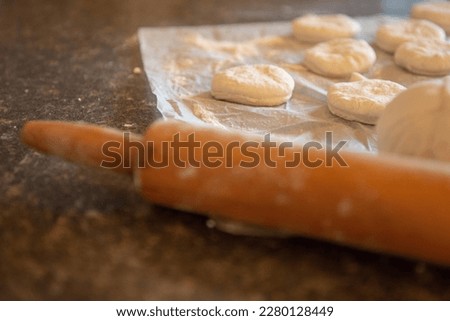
[138,15,436,154]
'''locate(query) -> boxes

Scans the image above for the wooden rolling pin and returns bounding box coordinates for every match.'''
[21,119,450,265]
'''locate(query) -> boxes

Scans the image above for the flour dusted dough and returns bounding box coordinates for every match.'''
[395,39,450,76]
[411,1,450,33]
[377,77,450,162]
[375,19,445,53]
[211,64,295,106]
[303,38,376,78]
[327,76,405,125]
[292,14,361,43]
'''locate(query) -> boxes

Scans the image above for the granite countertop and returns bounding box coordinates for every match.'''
[1,0,449,300]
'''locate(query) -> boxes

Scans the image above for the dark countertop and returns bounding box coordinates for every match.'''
[1,0,449,300]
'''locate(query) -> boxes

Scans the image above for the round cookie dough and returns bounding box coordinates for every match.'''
[411,1,450,33]
[377,77,450,162]
[292,14,361,43]
[375,19,445,54]
[211,64,295,106]
[395,39,450,76]
[303,38,376,78]
[327,78,406,125]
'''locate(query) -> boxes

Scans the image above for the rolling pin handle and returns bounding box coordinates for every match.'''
[21,120,144,174]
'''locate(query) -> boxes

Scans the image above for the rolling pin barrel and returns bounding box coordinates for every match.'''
[21,119,450,265]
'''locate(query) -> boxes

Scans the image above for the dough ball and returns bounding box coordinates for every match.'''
[377,77,450,162]
[303,38,376,78]
[375,19,445,54]
[292,14,361,43]
[411,1,450,33]
[211,64,295,106]
[395,39,450,76]
[327,78,405,125]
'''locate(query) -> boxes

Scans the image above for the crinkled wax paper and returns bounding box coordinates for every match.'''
[138,15,435,154]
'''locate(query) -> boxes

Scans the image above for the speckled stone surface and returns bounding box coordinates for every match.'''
[1,0,449,300]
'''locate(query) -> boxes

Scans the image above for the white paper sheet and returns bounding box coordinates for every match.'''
[138,16,437,155]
